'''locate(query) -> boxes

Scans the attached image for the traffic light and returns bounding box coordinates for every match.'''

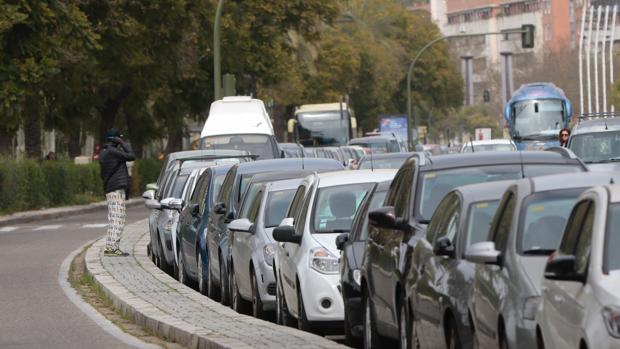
[522,24,535,49]
[483,90,490,103]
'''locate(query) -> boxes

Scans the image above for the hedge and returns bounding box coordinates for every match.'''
[0,159,162,214]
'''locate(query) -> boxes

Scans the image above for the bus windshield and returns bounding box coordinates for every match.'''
[513,99,564,139]
[296,112,350,146]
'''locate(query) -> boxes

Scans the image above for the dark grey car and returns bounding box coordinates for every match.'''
[569,117,620,172]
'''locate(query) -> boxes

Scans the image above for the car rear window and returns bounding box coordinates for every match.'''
[264,189,296,227]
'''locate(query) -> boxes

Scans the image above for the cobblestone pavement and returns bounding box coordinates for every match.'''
[86,219,346,349]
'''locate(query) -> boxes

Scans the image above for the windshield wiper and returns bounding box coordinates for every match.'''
[522,248,555,255]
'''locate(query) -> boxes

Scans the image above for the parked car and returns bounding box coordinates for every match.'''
[273,170,397,332]
[361,149,588,349]
[144,150,251,270]
[461,139,517,153]
[349,135,401,154]
[536,184,620,349]
[228,176,302,318]
[405,180,513,349]
[206,158,344,305]
[356,152,414,170]
[176,163,235,294]
[280,143,305,158]
[465,172,620,349]
[336,180,392,345]
[569,116,620,172]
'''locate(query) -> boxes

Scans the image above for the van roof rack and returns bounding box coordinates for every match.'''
[578,112,620,121]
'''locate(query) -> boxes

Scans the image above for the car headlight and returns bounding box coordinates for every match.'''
[263,243,276,266]
[522,296,540,320]
[352,269,361,287]
[309,247,339,274]
[602,306,620,338]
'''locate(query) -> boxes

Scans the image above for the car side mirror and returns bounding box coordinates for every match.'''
[144,199,161,210]
[190,203,200,217]
[214,202,226,215]
[228,218,254,234]
[544,255,586,283]
[279,217,294,227]
[335,233,349,251]
[465,241,501,265]
[146,183,159,191]
[368,206,402,230]
[142,189,155,200]
[433,236,455,258]
[167,198,183,211]
[273,225,301,244]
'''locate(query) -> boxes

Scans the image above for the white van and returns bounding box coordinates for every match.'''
[200,96,281,159]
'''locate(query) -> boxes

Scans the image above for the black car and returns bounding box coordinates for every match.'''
[176,163,235,293]
[206,158,344,305]
[361,149,588,349]
[356,152,414,170]
[336,180,392,345]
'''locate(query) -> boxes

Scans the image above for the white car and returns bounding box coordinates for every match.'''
[461,139,517,153]
[536,184,620,349]
[273,169,396,331]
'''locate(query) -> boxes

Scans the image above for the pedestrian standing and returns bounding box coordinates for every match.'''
[99,128,136,256]
[559,128,571,148]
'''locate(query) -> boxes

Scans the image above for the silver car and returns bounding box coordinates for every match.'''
[466,172,620,348]
[228,178,300,318]
[536,184,620,349]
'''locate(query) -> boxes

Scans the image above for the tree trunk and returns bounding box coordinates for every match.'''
[0,128,15,157]
[98,87,132,144]
[165,127,183,154]
[23,112,42,159]
[67,126,82,158]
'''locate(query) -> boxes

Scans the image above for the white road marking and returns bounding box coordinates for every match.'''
[33,225,62,231]
[82,224,108,228]
[0,226,18,232]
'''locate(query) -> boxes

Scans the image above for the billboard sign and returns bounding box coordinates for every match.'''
[379,115,408,143]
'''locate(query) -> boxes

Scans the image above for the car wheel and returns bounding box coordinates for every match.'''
[297,286,311,332]
[197,251,207,295]
[207,261,220,301]
[363,290,385,349]
[498,323,509,349]
[445,315,462,349]
[344,308,359,346]
[276,278,296,327]
[158,236,172,274]
[219,257,230,306]
[177,250,187,285]
[251,270,265,319]
[536,328,545,349]
[231,264,250,314]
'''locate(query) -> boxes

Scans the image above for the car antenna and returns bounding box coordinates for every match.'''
[370,146,374,171]
[605,120,609,130]
[298,141,305,170]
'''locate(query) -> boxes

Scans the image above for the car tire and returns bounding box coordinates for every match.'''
[297,286,311,332]
[219,256,230,306]
[177,250,187,285]
[230,263,250,314]
[498,323,509,349]
[158,235,172,274]
[276,278,296,327]
[363,290,386,349]
[445,315,462,349]
[197,251,207,295]
[251,270,265,319]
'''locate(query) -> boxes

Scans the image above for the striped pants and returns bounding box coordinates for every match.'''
[105,190,126,250]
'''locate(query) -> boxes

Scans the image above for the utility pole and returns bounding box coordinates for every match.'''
[214,0,225,101]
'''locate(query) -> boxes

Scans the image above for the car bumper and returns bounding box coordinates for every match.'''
[514,320,537,348]
[300,271,344,322]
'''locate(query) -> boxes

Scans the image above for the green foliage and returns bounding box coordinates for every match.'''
[134,159,163,193]
[0,159,48,212]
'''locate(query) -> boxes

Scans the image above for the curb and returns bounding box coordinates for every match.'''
[0,198,143,226]
[84,221,346,349]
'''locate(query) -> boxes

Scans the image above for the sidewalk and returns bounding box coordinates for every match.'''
[85,220,347,349]
[0,198,143,226]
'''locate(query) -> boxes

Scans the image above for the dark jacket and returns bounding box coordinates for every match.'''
[99,141,136,194]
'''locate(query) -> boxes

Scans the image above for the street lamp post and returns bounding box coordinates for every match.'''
[405,26,534,146]
[214,0,225,101]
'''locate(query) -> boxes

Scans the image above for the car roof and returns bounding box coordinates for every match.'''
[571,117,620,134]
[180,158,239,170]
[359,152,415,161]
[315,169,396,187]
[463,139,515,146]
[248,170,323,184]
[524,172,620,193]
[349,136,395,143]
[605,184,620,203]
[376,179,393,192]
[210,163,235,175]
[454,180,515,204]
[164,149,250,163]
[265,178,304,192]
[414,150,585,171]
[234,158,343,175]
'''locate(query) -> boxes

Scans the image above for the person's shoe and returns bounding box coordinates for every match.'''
[104,247,128,257]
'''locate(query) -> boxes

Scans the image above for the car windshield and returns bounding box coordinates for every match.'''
[358,190,388,240]
[200,134,276,159]
[462,144,516,153]
[264,189,296,227]
[606,204,620,271]
[313,183,374,233]
[513,99,564,138]
[518,189,583,255]
[210,174,226,206]
[466,200,500,248]
[171,174,190,198]
[569,131,620,163]
[358,157,408,170]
